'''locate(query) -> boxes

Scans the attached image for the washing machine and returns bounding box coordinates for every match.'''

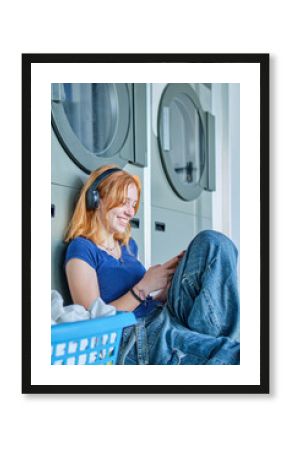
[51,83,147,301]
[151,83,216,264]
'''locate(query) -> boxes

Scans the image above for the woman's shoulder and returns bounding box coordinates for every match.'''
[67,236,95,247]
[65,236,101,268]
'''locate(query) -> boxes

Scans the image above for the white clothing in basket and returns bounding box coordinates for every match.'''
[51,290,116,324]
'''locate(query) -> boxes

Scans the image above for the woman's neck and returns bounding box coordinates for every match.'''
[99,230,115,248]
[98,231,121,259]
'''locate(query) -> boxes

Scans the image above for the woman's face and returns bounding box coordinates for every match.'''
[105,183,138,235]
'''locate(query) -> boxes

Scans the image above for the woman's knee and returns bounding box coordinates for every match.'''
[188,229,238,258]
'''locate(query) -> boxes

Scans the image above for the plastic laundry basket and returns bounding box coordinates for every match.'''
[51,312,136,365]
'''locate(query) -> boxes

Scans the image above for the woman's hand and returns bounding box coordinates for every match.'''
[135,250,186,298]
[163,250,185,270]
[150,250,186,302]
[135,264,175,297]
[153,281,171,303]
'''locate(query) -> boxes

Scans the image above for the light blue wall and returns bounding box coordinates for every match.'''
[211,83,240,257]
[229,84,240,254]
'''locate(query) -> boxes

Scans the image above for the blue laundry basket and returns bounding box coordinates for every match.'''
[51,312,136,365]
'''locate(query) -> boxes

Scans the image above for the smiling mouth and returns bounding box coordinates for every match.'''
[118,217,129,226]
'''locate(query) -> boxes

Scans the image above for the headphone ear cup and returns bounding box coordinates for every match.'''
[86,189,100,210]
[85,167,121,210]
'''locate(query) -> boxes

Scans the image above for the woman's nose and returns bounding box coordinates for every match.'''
[125,204,134,217]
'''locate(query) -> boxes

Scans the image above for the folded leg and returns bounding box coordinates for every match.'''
[167,230,240,341]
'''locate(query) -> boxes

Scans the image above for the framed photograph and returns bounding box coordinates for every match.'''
[22,53,269,394]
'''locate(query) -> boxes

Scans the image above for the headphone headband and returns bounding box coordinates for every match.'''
[90,167,122,192]
[86,167,122,210]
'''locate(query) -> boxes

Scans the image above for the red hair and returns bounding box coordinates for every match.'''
[65,164,141,246]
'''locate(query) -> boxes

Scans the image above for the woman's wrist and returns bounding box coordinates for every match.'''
[129,288,145,304]
[133,282,149,300]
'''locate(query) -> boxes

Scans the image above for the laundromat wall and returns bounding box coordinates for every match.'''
[51,83,240,299]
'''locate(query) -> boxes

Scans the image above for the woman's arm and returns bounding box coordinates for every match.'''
[66,258,175,311]
[66,258,148,311]
[65,259,101,310]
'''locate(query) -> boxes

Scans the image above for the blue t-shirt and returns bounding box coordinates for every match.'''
[64,236,159,318]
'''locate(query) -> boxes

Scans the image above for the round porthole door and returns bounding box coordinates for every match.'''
[158,83,213,201]
[51,83,132,173]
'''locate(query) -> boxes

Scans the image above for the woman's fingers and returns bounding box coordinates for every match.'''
[177,250,186,260]
[166,268,176,281]
[163,250,186,269]
[162,256,178,269]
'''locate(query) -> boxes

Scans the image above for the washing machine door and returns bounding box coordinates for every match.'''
[158,83,215,201]
[51,83,133,173]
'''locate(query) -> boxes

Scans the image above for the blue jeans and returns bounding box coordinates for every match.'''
[118,230,240,365]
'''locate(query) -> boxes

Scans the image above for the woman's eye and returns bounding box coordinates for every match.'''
[122,199,136,209]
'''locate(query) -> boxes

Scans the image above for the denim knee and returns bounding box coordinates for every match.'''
[189,230,238,258]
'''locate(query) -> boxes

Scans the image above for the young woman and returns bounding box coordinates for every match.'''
[64,164,240,365]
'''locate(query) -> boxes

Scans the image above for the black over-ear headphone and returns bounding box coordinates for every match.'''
[86,167,122,210]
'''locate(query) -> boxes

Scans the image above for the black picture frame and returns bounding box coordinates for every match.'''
[22,53,269,394]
